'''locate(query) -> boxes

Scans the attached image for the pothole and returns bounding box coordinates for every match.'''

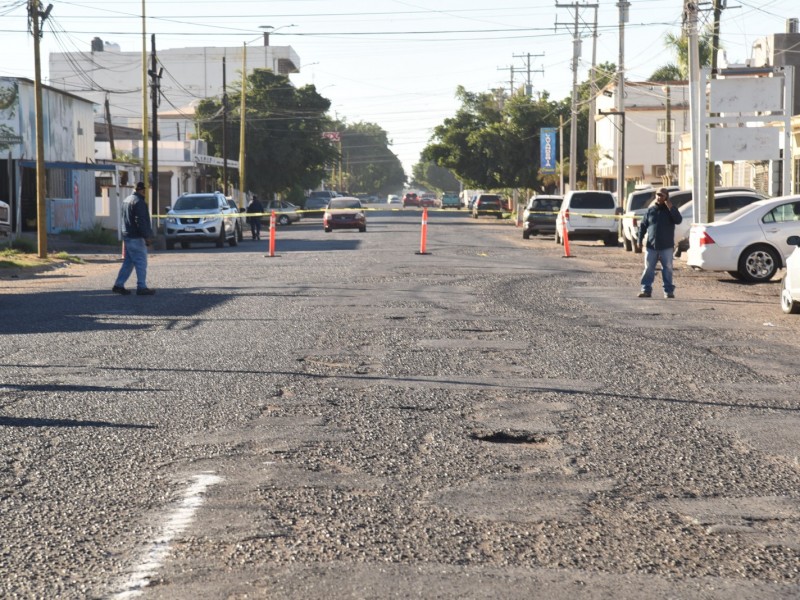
[471,430,550,447]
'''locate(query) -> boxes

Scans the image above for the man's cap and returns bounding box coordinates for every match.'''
[135,181,145,190]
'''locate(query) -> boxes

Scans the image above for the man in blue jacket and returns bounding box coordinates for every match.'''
[112,181,156,295]
[636,187,682,298]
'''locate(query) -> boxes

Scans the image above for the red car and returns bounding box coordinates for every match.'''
[419,193,438,208]
[402,192,419,208]
[324,197,367,232]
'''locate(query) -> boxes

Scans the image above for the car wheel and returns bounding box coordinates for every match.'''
[236,224,243,242]
[216,228,225,248]
[604,233,618,247]
[278,215,290,226]
[229,229,238,247]
[523,230,530,240]
[781,276,800,314]
[324,227,332,233]
[623,235,632,252]
[180,241,191,249]
[166,240,175,250]
[737,245,779,282]
[359,226,366,232]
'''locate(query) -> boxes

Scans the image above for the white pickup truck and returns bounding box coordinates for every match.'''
[0,199,10,236]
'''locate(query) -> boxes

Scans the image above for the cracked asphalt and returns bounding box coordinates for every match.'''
[1,209,799,599]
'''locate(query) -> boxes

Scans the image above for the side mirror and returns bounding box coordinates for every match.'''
[787,235,800,246]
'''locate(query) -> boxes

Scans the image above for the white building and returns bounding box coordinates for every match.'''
[595,81,690,194]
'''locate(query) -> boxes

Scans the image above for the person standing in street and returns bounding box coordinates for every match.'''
[112,181,156,296]
[246,194,264,240]
[636,187,682,298]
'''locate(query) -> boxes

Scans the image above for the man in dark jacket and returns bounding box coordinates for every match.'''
[636,187,682,298]
[246,195,264,240]
[112,181,156,295]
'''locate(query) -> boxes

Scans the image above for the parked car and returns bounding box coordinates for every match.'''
[165,191,239,250]
[419,192,438,208]
[324,197,367,232]
[387,194,401,205]
[226,198,245,242]
[402,192,419,208]
[522,195,562,239]
[441,192,460,209]
[0,198,10,236]
[303,196,330,218]
[264,199,301,225]
[555,190,618,246]
[781,235,800,314]
[308,190,337,203]
[673,191,766,255]
[687,195,800,282]
[472,194,504,219]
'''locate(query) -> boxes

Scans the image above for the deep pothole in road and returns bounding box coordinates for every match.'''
[471,430,550,446]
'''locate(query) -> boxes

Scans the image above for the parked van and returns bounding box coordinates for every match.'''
[556,190,618,246]
[0,199,10,236]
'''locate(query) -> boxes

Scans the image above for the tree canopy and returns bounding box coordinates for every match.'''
[195,69,338,196]
[331,120,406,196]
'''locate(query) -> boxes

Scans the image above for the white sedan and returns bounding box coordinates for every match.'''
[687,195,800,283]
[782,236,800,314]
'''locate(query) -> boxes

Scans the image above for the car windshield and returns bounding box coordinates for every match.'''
[533,200,560,211]
[329,199,361,209]
[174,195,218,210]
[630,191,655,211]
[570,192,615,209]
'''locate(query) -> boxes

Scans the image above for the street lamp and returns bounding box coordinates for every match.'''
[259,24,297,46]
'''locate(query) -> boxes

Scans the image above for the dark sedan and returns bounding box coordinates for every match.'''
[522,195,562,239]
[323,197,367,232]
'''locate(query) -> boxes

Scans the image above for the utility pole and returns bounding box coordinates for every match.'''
[512,52,544,96]
[222,57,228,196]
[556,2,598,192]
[587,5,598,189]
[706,0,723,221]
[149,34,162,220]
[29,0,52,258]
[616,0,630,205]
[559,114,565,195]
[665,85,673,185]
[685,0,705,223]
[141,0,149,207]
[104,95,116,160]
[497,65,514,97]
[238,42,247,208]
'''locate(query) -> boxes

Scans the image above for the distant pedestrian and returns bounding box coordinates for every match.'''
[246,195,264,240]
[112,181,156,296]
[636,187,682,298]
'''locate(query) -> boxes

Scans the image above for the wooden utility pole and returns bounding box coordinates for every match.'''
[222,57,228,196]
[30,0,52,258]
[104,95,116,160]
[587,5,598,189]
[616,0,630,204]
[141,0,149,205]
[665,85,673,184]
[149,34,161,219]
[238,43,247,208]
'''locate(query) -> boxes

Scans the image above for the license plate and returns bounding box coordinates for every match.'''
[184,227,195,232]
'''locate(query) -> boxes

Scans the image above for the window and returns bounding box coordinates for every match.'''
[763,202,800,223]
[656,119,675,144]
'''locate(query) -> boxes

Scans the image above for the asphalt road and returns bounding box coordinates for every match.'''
[2,208,799,599]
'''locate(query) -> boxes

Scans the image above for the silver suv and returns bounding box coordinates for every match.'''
[165,192,239,250]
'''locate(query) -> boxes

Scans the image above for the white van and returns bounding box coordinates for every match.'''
[556,190,618,246]
[0,199,10,236]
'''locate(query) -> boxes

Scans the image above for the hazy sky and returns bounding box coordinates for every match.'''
[1,1,796,175]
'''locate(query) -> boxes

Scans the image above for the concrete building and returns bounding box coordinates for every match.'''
[595,81,690,194]
[49,36,300,141]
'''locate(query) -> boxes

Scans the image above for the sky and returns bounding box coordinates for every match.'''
[1,0,797,177]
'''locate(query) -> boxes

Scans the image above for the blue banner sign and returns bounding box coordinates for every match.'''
[540,127,557,174]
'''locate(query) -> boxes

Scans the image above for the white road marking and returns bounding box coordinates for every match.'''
[110,472,223,598]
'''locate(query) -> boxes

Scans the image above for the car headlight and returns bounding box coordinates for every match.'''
[166,217,177,224]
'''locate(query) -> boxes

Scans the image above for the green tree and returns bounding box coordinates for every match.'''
[649,28,715,81]
[333,121,406,196]
[195,69,338,196]
[411,160,460,192]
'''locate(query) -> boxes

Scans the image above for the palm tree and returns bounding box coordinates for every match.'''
[649,28,716,82]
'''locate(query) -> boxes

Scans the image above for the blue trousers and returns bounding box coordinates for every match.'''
[115,237,149,290]
[640,247,675,294]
